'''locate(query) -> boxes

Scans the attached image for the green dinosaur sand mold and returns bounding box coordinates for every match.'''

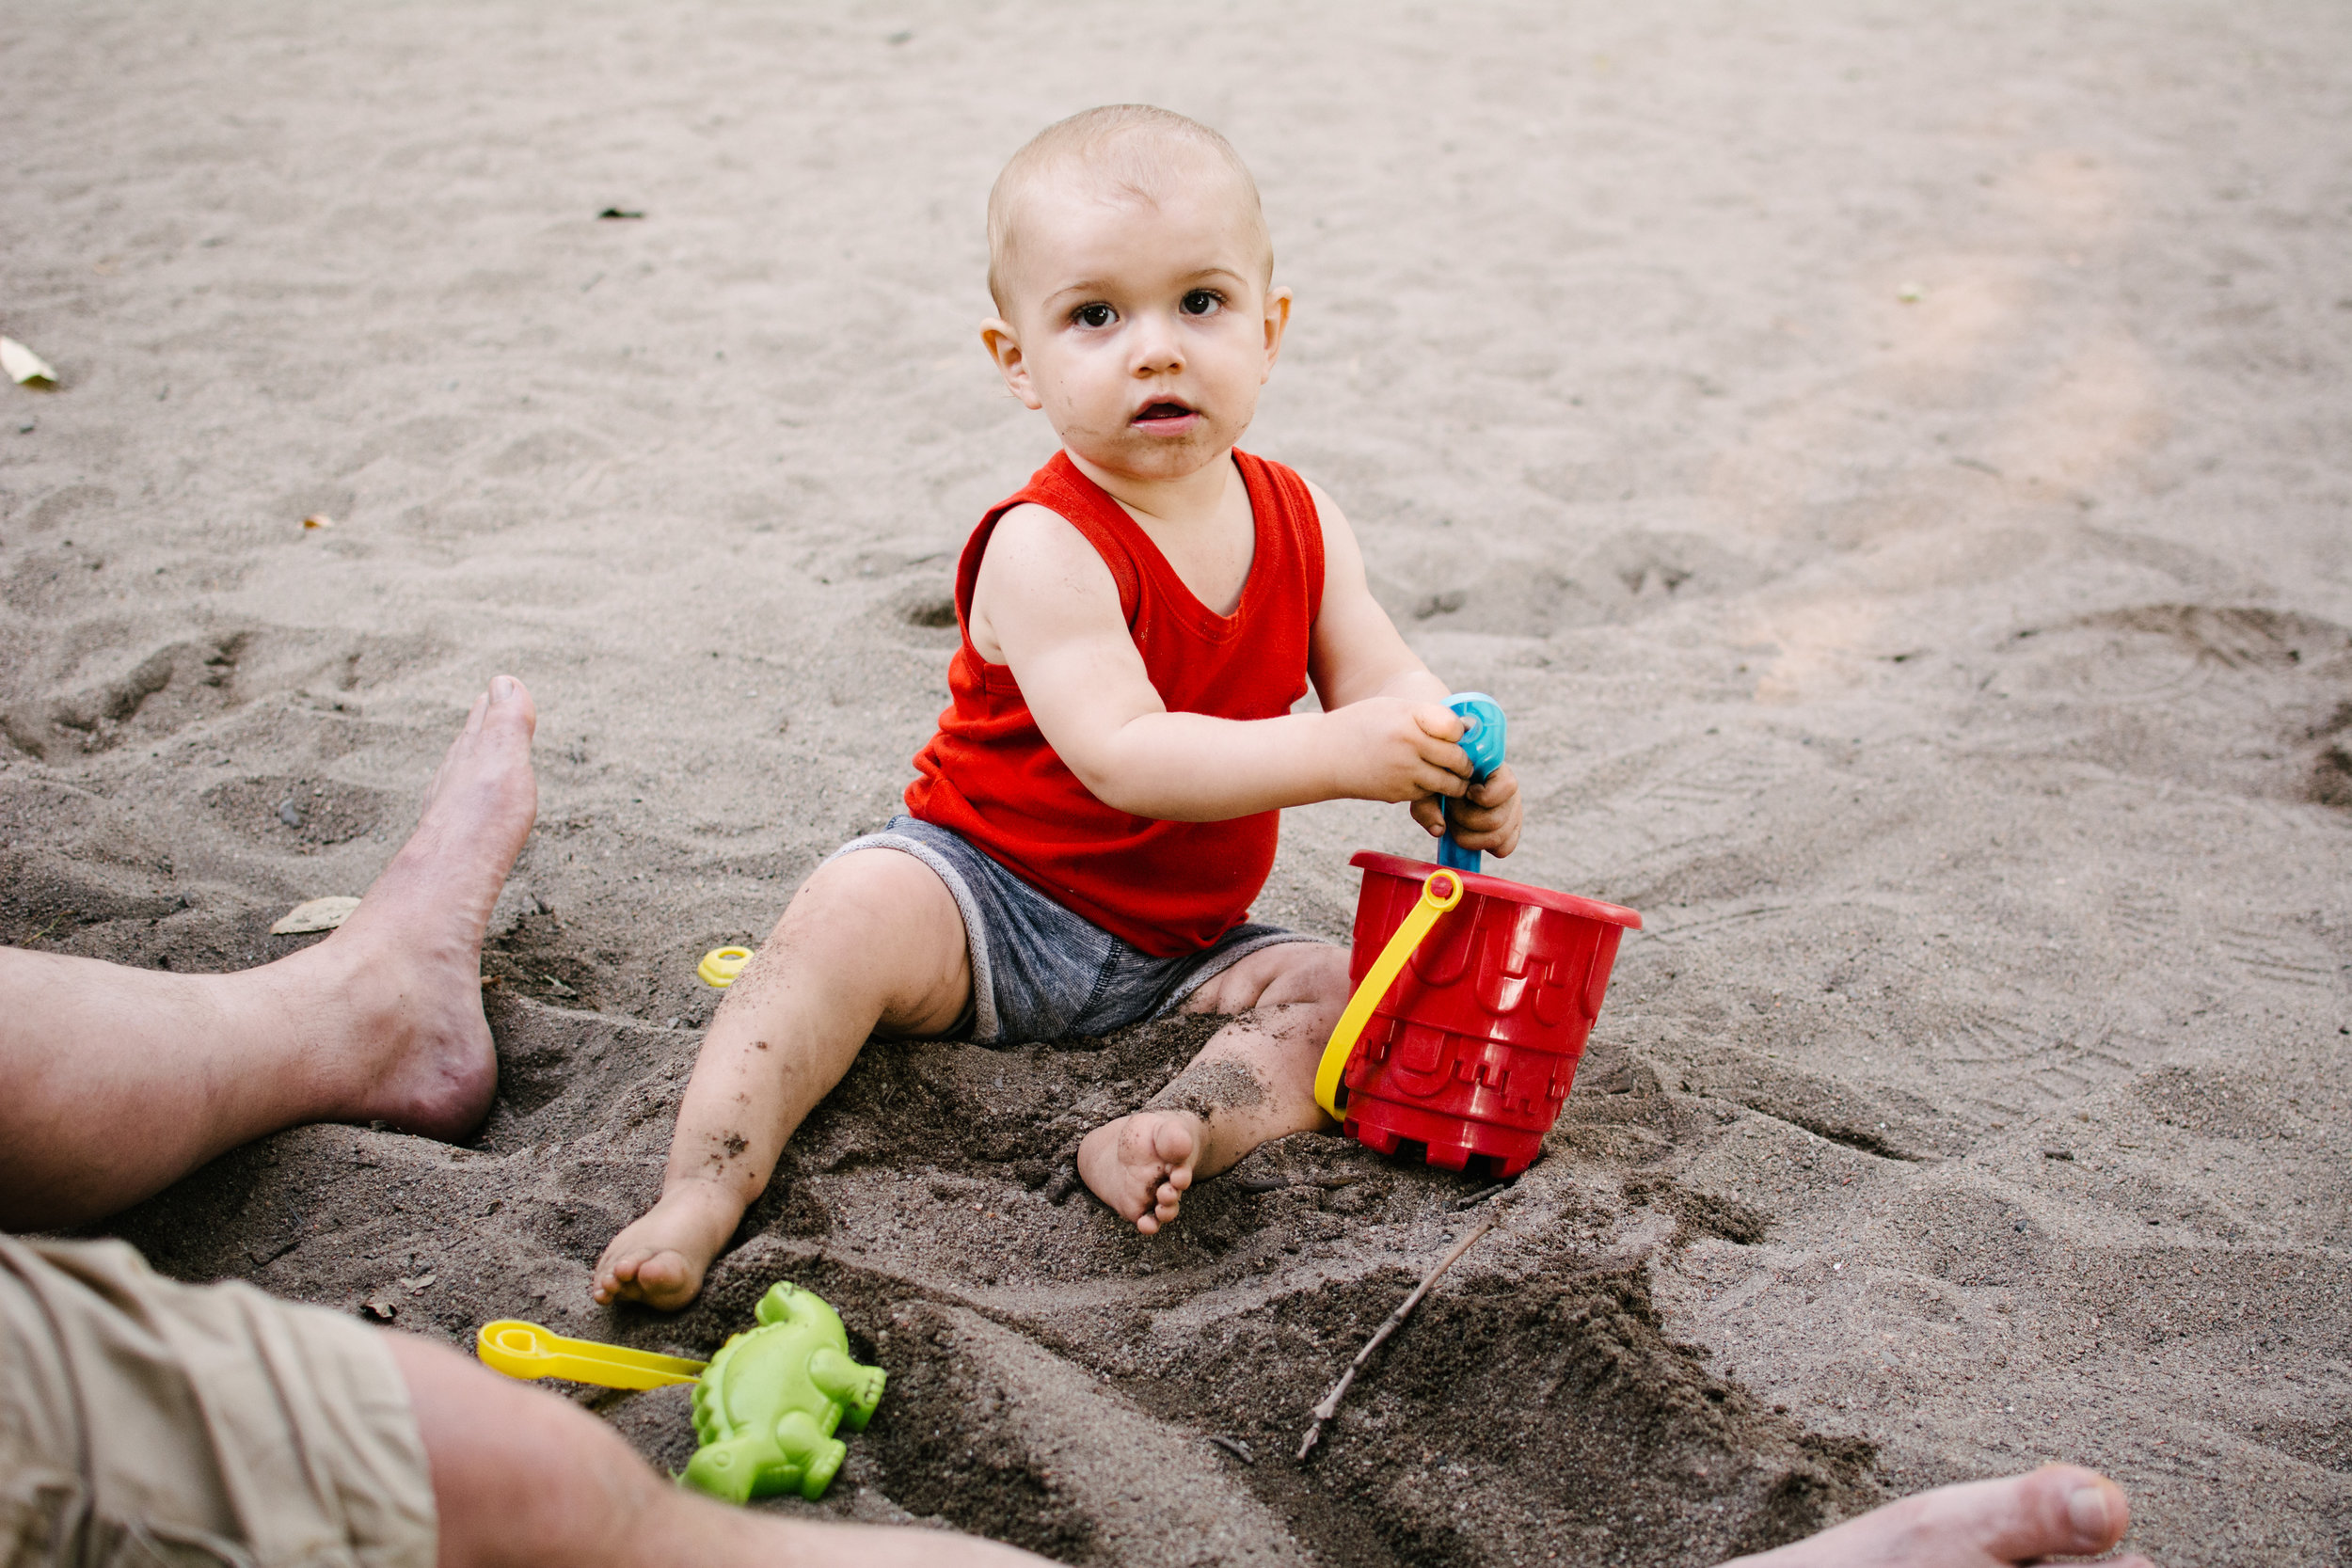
[683,1280,887,1503]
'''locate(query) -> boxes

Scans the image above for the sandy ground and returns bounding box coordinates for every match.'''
[6,3,2351,1563]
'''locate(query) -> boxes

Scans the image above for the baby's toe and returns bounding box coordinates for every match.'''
[1149,1118,1196,1169]
[634,1254,699,1307]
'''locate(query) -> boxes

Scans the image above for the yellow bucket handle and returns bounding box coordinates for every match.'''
[1312,869,1465,1118]
[476,1319,707,1390]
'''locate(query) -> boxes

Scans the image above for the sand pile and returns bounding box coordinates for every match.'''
[6,3,2349,1563]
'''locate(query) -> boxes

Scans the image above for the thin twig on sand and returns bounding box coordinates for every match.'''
[1296,1208,1502,1461]
[1454,1180,1511,1210]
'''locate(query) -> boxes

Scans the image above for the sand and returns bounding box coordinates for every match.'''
[5,3,2349,1563]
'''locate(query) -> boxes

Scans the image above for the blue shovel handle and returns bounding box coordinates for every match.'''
[1438,692,1506,874]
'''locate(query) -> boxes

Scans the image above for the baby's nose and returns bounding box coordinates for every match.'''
[1128,314,1185,371]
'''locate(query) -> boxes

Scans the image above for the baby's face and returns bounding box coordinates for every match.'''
[985,168,1287,485]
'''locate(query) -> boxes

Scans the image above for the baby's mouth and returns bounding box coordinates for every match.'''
[1132,400,1200,427]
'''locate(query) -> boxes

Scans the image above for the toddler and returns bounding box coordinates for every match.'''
[596,104,1519,1309]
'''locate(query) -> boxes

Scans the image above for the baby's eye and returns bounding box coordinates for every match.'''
[1073,303,1116,328]
[1180,289,1224,316]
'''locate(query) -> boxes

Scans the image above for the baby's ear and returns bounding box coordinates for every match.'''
[1260,286,1294,373]
[980,317,1042,409]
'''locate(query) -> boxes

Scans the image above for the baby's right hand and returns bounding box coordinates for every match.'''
[1324,698,1472,804]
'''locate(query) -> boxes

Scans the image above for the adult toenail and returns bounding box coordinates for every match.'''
[493,676,516,699]
[2066,1484,2114,1544]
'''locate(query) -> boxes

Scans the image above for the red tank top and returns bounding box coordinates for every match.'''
[905,450,1326,957]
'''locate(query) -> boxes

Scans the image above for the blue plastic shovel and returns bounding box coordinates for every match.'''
[1438,692,1507,873]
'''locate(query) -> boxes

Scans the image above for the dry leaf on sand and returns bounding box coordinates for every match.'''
[270,895,360,934]
[1,337,57,387]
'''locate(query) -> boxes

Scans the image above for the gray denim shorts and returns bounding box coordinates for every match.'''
[829,816,1323,1046]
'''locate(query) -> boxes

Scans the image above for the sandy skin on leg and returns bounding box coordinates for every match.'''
[0,677,538,1231]
[1077,942,1349,1232]
[1722,1464,2151,1568]
[593,847,970,1310]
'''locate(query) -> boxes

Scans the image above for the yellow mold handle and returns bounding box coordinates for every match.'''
[476,1319,708,1390]
[698,946,755,988]
[1312,869,1466,1119]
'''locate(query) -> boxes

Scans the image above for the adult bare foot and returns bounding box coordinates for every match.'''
[0,677,539,1229]
[1724,1464,2150,1568]
[295,675,539,1140]
[594,1179,745,1309]
[1077,1112,1200,1233]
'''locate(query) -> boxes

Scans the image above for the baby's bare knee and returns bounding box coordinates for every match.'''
[1190,942,1348,1015]
[1307,943,1354,998]
[1262,942,1350,1010]
[787,850,954,936]
[773,849,969,1032]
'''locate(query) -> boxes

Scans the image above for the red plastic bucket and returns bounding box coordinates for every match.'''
[1334,851,1642,1177]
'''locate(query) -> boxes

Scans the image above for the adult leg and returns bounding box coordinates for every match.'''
[387,1335,1046,1568]
[410,1338,2138,1568]
[0,677,537,1231]
[1721,1464,2150,1567]
[594,847,970,1309]
[1077,941,1351,1232]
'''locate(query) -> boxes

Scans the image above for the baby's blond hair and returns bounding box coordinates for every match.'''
[987,105,1272,315]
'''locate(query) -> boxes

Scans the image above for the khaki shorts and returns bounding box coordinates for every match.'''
[0,1237,436,1568]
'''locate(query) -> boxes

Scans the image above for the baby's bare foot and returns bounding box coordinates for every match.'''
[594,1180,745,1309]
[298,677,538,1141]
[1077,1112,1201,1233]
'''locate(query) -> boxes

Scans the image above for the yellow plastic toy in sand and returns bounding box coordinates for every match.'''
[698,946,755,988]
[476,1319,707,1390]
[1311,868,1465,1119]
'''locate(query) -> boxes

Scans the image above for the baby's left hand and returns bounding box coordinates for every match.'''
[1409,762,1522,857]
